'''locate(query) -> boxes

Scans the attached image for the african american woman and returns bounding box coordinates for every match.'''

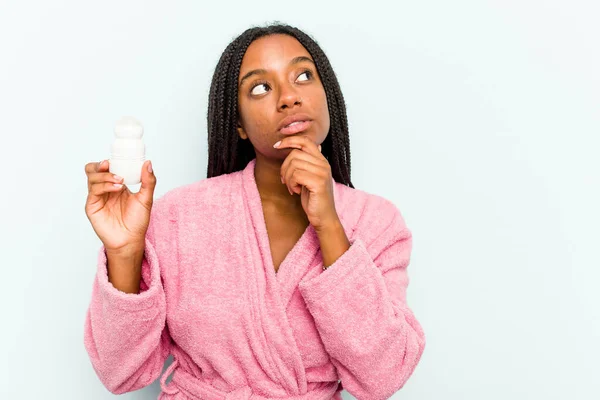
[83,23,425,400]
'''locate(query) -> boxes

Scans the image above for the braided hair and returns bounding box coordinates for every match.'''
[206,22,354,188]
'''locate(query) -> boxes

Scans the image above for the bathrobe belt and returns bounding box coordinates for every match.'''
[160,359,340,400]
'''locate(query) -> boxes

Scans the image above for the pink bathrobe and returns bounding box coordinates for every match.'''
[84,158,425,400]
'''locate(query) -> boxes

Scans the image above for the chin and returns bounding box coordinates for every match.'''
[290,131,312,139]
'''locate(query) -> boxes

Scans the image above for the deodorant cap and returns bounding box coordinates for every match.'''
[115,116,144,139]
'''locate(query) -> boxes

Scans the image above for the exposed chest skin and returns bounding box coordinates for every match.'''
[263,205,310,273]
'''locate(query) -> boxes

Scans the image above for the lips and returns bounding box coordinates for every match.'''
[279,120,312,135]
[278,113,313,133]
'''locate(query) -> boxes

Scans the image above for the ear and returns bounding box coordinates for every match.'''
[237,119,248,140]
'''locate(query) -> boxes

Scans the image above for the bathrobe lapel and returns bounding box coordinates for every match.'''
[240,158,340,395]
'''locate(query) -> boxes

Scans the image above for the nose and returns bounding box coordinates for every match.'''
[277,84,302,110]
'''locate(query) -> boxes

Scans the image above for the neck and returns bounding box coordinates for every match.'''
[253,154,303,211]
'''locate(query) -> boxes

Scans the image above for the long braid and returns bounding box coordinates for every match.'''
[207,23,354,188]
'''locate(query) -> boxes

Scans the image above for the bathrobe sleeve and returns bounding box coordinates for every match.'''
[297,198,426,400]
[83,196,172,394]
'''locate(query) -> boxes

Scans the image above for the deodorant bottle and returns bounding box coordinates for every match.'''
[109,116,145,185]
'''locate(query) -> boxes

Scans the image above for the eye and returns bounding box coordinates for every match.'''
[250,80,270,96]
[249,70,313,96]
[297,70,313,82]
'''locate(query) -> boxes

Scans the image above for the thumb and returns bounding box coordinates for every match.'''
[137,160,156,206]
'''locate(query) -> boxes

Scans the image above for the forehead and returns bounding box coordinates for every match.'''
[240,34,310,72]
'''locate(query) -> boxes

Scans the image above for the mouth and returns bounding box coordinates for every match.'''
[279,120,312,135]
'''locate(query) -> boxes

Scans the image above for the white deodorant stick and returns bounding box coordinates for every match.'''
[109,116,146,185]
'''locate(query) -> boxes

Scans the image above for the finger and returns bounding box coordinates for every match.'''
[87,171,125,185]
[287,168,321,196]
[274,135,322,159]
[85,160,105,174]
[280,149,323,184]
[284,158,322,195]
[98,160,108,172]
[96,160,109,172]
[89,181,124,196]
[86,160,109,191]
[137,160,156,207]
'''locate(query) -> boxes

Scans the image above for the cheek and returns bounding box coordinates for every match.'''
[247,109,270,136]
[322,100,330,124]
[240,104,273,146]
[317,88,330,130]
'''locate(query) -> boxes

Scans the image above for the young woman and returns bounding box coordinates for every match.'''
[83,23,425,400]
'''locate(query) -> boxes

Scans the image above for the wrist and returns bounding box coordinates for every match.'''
[105,242,145,259]
[314,217,343,236]
[105,244,145,294]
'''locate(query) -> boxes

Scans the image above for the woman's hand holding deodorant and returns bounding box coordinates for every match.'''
[84,116,155,257]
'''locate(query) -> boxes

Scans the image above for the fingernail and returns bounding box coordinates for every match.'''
[113,183,123,188]
[113,174,123,181]
[147,161,153,173]
[273,141,281,148]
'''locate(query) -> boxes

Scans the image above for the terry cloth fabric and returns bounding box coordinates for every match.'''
[83,157,425,400]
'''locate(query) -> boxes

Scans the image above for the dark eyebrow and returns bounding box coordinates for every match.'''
[238,56,315,87]
[290,56,315,67]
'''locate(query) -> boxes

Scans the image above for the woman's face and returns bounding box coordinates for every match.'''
[237,34,330,160]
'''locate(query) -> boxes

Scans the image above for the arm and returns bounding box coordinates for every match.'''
[83,198,172,394]
[105,244,145,294]
[298,200,426,400]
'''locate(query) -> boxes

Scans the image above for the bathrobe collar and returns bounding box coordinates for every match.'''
[239,157,342,394]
